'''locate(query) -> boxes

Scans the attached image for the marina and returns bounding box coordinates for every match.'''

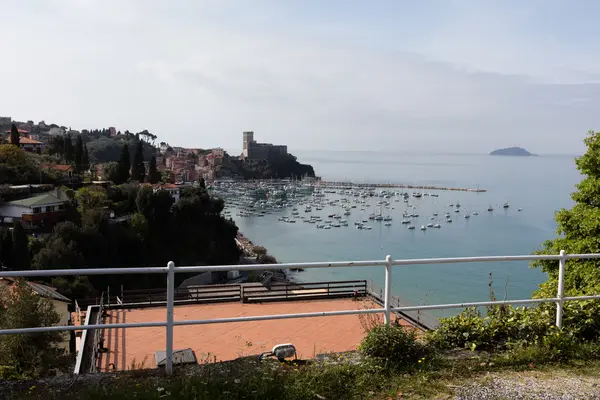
[214,180,515,235]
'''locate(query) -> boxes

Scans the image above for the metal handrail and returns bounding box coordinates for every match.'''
[1,251,599,376]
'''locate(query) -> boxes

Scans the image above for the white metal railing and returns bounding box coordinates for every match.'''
[1,250,600,376]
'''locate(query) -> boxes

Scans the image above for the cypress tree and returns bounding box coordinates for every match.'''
[131,141,145,182]
[64,134,74,162]
[10,124,20,146]
[118,144,131,184]
[82,144,90,172]
[75,135,84,173]
[148,155,160,184]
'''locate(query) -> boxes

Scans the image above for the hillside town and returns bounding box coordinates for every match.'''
[1,116,313,184]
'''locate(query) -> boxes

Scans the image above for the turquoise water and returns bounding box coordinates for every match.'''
[231,152,581,313]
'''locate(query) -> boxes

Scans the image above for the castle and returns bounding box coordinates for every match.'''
[242,131,287,160]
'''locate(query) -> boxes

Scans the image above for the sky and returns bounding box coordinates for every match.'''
[1,0,600,154]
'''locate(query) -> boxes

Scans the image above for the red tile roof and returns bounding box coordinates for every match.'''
[40,164,73,172]
[6,135,42,144]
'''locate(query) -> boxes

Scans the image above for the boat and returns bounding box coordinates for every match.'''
[408,225,415,230]
[420,225,427,231]
[473,212,478,216]
[426,223,434,227]
[464,214,470,219]
[433,224,441,228]
[503,202,509,208]
[487,206,494,212]
[384,222,392,226]
[446,219,452,223]
[518,208,523,212]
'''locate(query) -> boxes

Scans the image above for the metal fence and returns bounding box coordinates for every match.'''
[1,250,600,376]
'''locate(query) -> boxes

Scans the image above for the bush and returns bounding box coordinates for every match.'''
[359,325,425,368]
[426,305,554,351]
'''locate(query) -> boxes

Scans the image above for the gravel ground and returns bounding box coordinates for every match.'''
[455,372,600,400]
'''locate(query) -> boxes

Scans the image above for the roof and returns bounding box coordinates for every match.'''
[4,129,29,134]
[5,135,41,144]
[7,191,66,207]
[0,278,71,303]
[40,164,73,172]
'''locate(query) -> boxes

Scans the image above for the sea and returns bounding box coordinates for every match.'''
[229,151,582,316]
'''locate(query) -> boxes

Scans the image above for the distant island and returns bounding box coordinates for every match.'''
[489,147,534,156]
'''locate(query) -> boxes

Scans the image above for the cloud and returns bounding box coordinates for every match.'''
[0,0,598,154]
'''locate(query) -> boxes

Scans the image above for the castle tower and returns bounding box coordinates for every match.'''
[242,131,254,158]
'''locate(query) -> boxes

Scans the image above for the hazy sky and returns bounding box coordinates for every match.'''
[2,0,600,154]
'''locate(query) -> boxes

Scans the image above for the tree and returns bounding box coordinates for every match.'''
[82,144,89,172]
[131,141,145,182]
[0,279,67,377]
[534,130,600,297]
[11,222,30,270]
[74,135,83,174]
[117,144,130,184]
[9,124,19,146]
[102,161,120,183]
[148,155,160,184]
[63,134,74,163]
[199,177,206,189]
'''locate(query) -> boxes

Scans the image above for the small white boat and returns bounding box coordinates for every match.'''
[433,224,441,228]
[518,208,523,212]
[464,214,470,219]
[420,225,427,231]
[408,225,415,230]
[384,222,392,226]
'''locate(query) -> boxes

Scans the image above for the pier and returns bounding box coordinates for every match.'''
[316,181,486,192]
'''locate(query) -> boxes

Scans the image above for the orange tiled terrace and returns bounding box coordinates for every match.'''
[96,298,413,371]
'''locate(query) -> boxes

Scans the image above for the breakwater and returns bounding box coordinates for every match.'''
[316,181,486,192]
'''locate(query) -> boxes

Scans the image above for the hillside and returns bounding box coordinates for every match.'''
[490,147,534,156]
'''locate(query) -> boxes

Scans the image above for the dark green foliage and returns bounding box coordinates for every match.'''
[9,124,19,146]
[102,161,120,183]
[74,135,83,173]
[28,184,240,297]
[0,279,68,377]
[82,144,89,172]
[117,144,130,184]
[232,153,316,180]
[0,144,44,185]
[532,130,600,296]
[148,155,160,184]
[360,325,426,369]
[63,134,74,163]
[131,141,145,182]
[10,222,30,271]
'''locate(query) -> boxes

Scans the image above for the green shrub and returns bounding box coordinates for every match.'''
[359,325,425,368]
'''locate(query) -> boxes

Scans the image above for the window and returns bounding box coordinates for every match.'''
[58,204,65,210]
[32,207,41,214]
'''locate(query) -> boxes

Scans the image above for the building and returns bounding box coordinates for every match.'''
[151,183,181,202]
[0,116,11,125]
[242,131,287,160]
[109,127,117,137]
[212,148,224,158]
[48,126,65,136]
[0,190,68,228]
[4,132,43,153]
[0,278,72,351]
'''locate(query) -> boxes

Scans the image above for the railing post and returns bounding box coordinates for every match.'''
[165,261,175,375]
[384,255,392,325]
[556,250,566,328]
